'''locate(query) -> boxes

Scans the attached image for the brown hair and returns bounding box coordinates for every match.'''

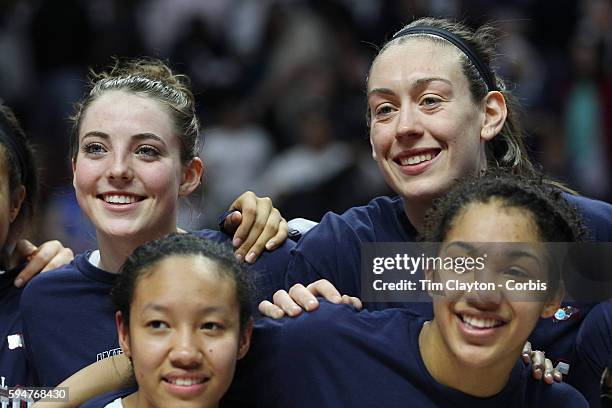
[70,58,200,164]
[0,103,38,260]
[367,17,536,177]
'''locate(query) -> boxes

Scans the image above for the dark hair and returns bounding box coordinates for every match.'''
[421,170,587,243]
[367,17,535,177]
[0,103,38,251]
[420,170,586,298]
[112,233,254,331]
[70,58,200,164]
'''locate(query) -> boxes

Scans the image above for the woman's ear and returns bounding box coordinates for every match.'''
[540,283,565,319]
[480,91,507,141]
[425,268,442,299]
[237,318,254,360]
[179,157,204,197]
[9,185,25,223]
[116,311,132,358]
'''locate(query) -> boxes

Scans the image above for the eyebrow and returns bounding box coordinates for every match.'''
[367,87,396,98]
[81,131,167,146]
[414,77,452,87]
[444,241,477,253]
[504,250,542,264]
[368,77,453,98]
[142,303,228,314]
[445,242,542,262]
[81,131,109,141]
[132,133,166,146]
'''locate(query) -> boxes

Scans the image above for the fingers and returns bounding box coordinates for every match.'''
[265,217,288,251]
[523,342,559,384]
[259,280,361,319]
[236,196,273,263]
[240,207,283,264]
[521,341,532,364]
[531,350,545,381]
[543,358,554,384]
[260,284,320,320]
[306,280,342,304]
[552,365,563,383]
[258,300,285,320]
[14,239,38,258]
[340,295,363,310]
[222,211,242,237]
[14,240,74,287]
[224,192,288,263]
[288,284,322,312]
[12,240,38,287]
[261,279,361,319]
[272,288,308,317]
[41,247,75,272]
[227,192,258,252]
[232,193,274,263]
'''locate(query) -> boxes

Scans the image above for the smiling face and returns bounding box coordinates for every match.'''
[430,200,560,369]
[72,90,200,245]
[367,39,492,204]
[118,255,251,408]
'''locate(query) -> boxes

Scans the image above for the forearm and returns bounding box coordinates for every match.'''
[32,354,133,408]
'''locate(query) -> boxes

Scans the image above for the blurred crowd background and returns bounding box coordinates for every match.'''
[1,0,611,252]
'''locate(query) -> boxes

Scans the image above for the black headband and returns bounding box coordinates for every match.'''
[392,26,497,92]
[0,114,28,185]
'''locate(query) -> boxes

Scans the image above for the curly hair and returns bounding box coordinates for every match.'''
[0,103,38,252]
[421,169,588,243]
